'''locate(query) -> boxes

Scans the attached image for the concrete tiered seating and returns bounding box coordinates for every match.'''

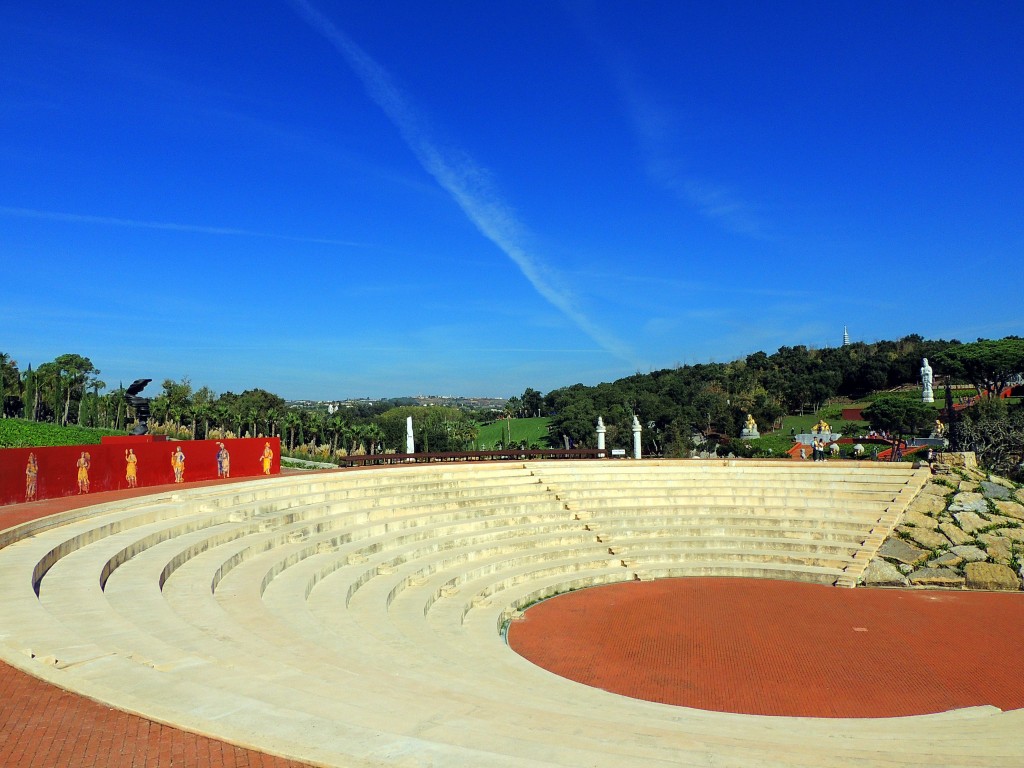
[3,459,1018,768]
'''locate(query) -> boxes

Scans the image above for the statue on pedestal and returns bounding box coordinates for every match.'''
[921,358,934,403]
[741,413,759,440]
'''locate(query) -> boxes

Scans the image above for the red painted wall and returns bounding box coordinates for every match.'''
[1,437,280,507]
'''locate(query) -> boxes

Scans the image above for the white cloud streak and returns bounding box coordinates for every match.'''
[287,0,636,364]
[570,9,766,239]
[0,205,366,247]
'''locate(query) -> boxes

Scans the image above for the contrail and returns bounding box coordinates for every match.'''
[287,0,636,364]
[0,205,366,247]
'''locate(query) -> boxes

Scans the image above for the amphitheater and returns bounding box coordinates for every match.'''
[2,459,1022,767]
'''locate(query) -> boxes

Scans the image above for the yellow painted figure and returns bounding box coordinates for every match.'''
[76,452,91,494]
[171,447,186,483]
[125,448,138,488]
[217,442,230,478]
[25,453,38,502]
[260,442,273,475]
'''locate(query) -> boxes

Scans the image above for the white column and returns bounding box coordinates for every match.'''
[406,416,415,453]
[631,415,642,460]
[596,416,606,456]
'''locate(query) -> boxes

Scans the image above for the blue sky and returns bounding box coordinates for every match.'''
[3,2,1023,400]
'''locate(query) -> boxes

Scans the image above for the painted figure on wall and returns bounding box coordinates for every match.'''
[125,448,138,488]
[171,446,186,483]
[217,442,230,478]
[76,451,91,494]
[25,453,39,502]
[260,442,273,475]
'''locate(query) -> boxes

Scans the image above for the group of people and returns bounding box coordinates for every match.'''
[810,437,830,462]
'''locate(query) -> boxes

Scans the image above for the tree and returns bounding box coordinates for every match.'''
[53,353,98,425]
[951,399,1024,480]
[862,395,934,460]
[936,339,1024,399]
[376,406,477,453]
[0,353,20,417]
[520,388,543,417]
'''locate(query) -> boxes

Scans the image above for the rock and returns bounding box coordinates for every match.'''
[986,474,1015,489]
[993,500,1024,521]
[981,481,1012,500]
[907,494,947,516]
[949,493,988,515]
[983,514,1017,528]
[939,522,975,546]
[978,534,1012,564]
[908,567,965,588]
[904,527,951,551]
[958,480,981,492]
[954,511,990,534]
[949,545,989,563]
[862,559,910,587]
[996,527,1024,543]
[964,562,1020,591]
[877,538,928,566]
[898,564,914,574]
[928,551,964,568]
[921,481,953,497]
[937,452,977,469]
[903,509,941,528]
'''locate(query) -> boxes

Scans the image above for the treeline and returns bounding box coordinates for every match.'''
[4,336,1022,465]
[0,354,480,460]
[538,336,1024,456]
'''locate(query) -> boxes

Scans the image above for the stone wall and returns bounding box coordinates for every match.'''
[863,457,1024,591]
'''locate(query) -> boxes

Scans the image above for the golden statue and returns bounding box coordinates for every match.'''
[76,451,91,494]
[125,448,138,488]
[745,413,757,431]
[171,447,186,483]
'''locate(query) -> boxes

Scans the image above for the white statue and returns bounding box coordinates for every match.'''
[921,358,934,403]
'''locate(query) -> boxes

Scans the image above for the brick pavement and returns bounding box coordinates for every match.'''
[508,577,1024,718]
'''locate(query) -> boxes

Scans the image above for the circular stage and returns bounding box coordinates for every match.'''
[508,577,1024,718]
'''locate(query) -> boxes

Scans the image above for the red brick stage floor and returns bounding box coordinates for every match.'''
[507,577,1024,718]
[4,478,1024,766]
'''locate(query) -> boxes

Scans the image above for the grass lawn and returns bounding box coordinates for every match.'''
[476,417,551,449]
[0,418,124,448]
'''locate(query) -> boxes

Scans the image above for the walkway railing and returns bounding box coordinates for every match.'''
[336,448,605,467]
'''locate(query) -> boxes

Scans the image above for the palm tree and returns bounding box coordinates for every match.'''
[0,352,15,417]
[327,412,349,454]
[282,410,302,452]
[266,408,282,439]
[363,423,385,455]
